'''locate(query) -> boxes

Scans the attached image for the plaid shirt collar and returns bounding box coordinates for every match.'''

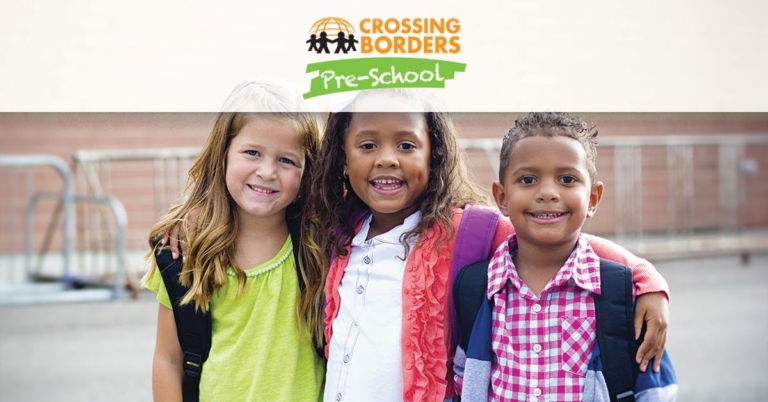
[487,233,602,298]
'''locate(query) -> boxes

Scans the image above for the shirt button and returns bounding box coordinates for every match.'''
[356,285,364,294]
[533,388,542,396]
[533,344,542,353]
[336,392,343,401]
[532,303,542,313]
[343,354,350,363]
[363,256,371,264]
[406,363,412,369]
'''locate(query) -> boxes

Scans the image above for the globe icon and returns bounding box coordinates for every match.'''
[309,17,356,38]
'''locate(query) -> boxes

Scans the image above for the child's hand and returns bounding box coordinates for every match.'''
[165,225,186,261]
[160,208,200,261]
[634,291,669,373]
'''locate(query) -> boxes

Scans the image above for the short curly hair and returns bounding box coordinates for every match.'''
[499,112,598,183]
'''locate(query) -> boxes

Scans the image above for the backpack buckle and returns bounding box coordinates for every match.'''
[183,352,203,378]
[616,390,635,402]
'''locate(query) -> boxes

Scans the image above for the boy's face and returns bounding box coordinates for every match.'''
[492,134,603,249]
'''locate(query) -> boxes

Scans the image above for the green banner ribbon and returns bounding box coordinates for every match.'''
[303,57,466,99]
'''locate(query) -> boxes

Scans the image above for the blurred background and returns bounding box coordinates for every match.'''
[1,112,767,401]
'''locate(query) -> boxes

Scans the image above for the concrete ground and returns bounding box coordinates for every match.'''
[1,253,766,401]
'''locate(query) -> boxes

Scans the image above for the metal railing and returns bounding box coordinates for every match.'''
[460,134,768,259]
[5,132,764,293]
[0,154,128,304]
[73,147,200,225]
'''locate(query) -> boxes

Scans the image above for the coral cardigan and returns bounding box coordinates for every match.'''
[324,209,511,401]
[323,208,668,402]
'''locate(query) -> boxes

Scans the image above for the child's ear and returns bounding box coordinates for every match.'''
[587,181,604,218]
[492,181,510,217]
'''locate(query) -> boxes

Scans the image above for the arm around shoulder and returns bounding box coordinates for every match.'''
[582,233,669,298]
[583,233,670,373]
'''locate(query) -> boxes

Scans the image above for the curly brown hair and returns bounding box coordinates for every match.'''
[304,90,490,261]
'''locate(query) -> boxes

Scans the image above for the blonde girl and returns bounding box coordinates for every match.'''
[143,81,326,402]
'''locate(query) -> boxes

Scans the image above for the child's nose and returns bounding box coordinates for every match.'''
[536,182,560,202]
[256,160,277,178]
[375,148,399,167]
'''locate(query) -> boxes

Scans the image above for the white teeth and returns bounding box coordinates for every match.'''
[372,179,401,185]
[533,213,562,219]
[371,179,403,190]
[248,185,274,194]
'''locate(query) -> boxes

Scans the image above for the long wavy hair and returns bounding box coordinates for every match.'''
[305,90,490,262]
[142,81,326,344]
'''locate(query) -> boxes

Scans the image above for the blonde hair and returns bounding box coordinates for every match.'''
[143,81,326,344]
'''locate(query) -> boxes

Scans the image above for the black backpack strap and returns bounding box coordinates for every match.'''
[286,216,304,291]
[453,260,491,352]
[286,217,326,358]
[596,258,641,402]
[154,246,211,402]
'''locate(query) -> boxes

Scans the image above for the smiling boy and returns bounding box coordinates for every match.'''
[455,112,678,402]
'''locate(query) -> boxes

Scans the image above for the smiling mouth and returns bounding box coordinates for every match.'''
[247,184,276,194]
[371,179,404,191]
[530,212,565,219]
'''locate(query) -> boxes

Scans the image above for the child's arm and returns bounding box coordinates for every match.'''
[152,304,183,402]
[582,234,669,297]
[582,233,669,373]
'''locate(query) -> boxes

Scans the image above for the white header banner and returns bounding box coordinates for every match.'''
[1,0,766,112]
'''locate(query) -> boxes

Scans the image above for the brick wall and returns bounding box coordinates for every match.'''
[2,112,767,253]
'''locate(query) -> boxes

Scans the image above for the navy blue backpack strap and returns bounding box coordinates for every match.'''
[286,216,304,290]
[449,205,499,349]
[596,258,642,402]
[453,260,491,352]
[154,246,211,402]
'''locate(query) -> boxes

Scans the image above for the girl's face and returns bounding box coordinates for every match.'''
[226,117,305,224]
[344,112,431,232]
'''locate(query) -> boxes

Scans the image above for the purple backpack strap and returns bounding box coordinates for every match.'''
[449,204,500,346]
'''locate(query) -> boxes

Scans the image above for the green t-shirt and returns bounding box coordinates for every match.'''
[146,236,324,402]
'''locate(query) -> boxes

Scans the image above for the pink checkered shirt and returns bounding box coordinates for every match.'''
[488,234,602,402]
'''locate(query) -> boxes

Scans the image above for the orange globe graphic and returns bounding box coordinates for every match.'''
[309,17,356,38]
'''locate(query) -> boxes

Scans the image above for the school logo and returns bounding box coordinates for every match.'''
[303,17,467,99]
[306,17,358,54]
